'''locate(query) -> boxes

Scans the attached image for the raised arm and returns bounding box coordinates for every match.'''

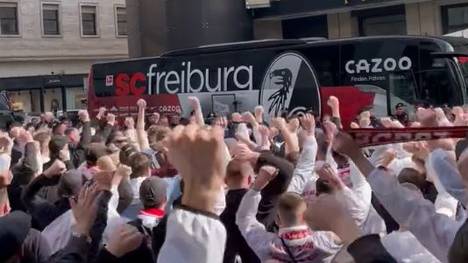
[158,124,227,262]
[188,96,205,126]
[333,131,463,262]
[271,117,300,157]
[136,99,150,151]
[327,96,342,129]
[236,166,278,260]
[78,110,92,148]
[429,149,468,207]
[287,114,318,194]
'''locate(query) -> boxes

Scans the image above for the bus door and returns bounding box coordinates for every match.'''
[416,42,465,108]
[431,52,468,105]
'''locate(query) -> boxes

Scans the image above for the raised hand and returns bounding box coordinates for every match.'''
[78,110,90,123]
[152,112,161,124]
[166,124,226,213]
[416,107,437,127]
[270,117,287,131]
[107,113,116,126]
[251,165,278,191]
[213,116,228,129]
[0,135,13,154]
[242,111,257,125]
[124,117,135,129]
[359,111,371,128]
[44,112,54,123]
[254,106,264,123]
[322,120,338,144]
[114,164,131,186]
[96,107,107,120]
[287,118,300,133]
[187,96,201,111]
[137,99,147,109]
[349,122,360,129]
[105,224,144,258]
[332,132,360,158]
[327,96,340,110]
[233,143,259,162]
[258,125,271,150]
[375,148,396,168]
[231,112,242,123]
[93,170,113,191]
[300,113,315,135]
[70,183,100,236]
[18,129,33,144]
[43,159,67,178]
[380,117,393,128]
[316,162,344,191]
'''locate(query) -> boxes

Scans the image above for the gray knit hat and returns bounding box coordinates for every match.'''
[139,177,167,208]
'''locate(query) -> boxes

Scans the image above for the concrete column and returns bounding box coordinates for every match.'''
[327,12,356,39]
[406,2,441,36]
[327,14,340,39]
[253,20,283,39]
[338,12,354,38]
[406,3,421,35]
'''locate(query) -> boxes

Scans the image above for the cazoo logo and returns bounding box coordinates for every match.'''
[345,56,412,74]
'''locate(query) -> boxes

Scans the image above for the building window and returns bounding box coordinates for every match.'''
[0,3,18,35]
[442,4,468,34]
[282,15,328,39]
[42,3,60,35]
[81,5,97,36]
[355,5,406,36]
[115,6,127,36]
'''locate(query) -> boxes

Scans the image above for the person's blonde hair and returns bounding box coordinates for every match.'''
[147,125,170,151]
[277,192,306,226]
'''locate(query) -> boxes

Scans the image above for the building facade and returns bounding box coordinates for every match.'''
[0,0,128,113]
[253,0,468,40]
[128,0,468,57]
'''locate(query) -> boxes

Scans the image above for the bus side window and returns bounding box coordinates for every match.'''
[416,59,458,106]
[418,42,462,106]
[303,45,340,86]
[389,71,417,109]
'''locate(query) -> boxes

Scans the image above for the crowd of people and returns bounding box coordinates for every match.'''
[0,94,468,263]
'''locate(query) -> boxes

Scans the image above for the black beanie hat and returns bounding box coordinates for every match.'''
[0,211,32,261]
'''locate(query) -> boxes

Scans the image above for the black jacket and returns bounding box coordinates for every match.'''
[69,121,92,169]
[9,142,40,212]
[255,151,294,231]
[347,234,396,263]
[220,189,260,263]
[21,175,70,230]
[20,229,51,263]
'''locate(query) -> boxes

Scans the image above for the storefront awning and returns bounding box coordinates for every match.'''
[0,74,87,91]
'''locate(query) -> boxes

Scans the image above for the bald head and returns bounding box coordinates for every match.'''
[225,159,253,189]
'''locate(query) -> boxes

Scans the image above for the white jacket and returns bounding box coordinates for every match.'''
[382,230,440,263]
[367,168,465,263]
[429,149,468,208]
[287,135,317,195]
[236,189,335,262]
[158,207,226,263]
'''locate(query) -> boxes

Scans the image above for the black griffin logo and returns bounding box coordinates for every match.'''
[267,68,293,116]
